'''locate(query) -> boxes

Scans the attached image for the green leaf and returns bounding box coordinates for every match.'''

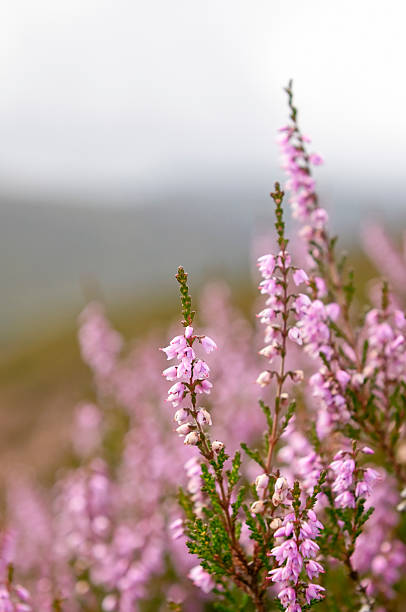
[240,443,265,469]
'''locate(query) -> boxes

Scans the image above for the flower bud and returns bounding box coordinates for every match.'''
[270,517,283,530]
[275,476,288,492]
[250,500,265,514]
[174,408,189,424]
[212,440,224,453]
[196,408,212,426]
[291,369,304,383]
[184,431,200,446]
[255,474,269,492]
[259,342,279,359]
[256,371,271,387]
[272,477,289,505]
[176,423,193,437]
[185,326,194,339]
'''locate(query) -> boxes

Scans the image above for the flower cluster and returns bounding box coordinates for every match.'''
[269,503,325,611]
[329,447,380,509]
[78,302,123,380]
[364,302,406,385]
[278,127,322,223]
[352,474,406,600]
[161,324,216,445]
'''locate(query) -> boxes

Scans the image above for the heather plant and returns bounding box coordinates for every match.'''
[0,84,405,612]
[161,84,406,611]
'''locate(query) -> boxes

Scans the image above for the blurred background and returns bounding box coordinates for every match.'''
[1,0,406,473]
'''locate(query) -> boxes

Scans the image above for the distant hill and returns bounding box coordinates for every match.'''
[0,191,267,350]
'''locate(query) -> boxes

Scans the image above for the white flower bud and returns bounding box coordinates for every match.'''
[250,500,265,514]
[174,408,189,424]
[212,440,224,453]
[280,392,289,405]
[184,431,200,446]
[291,369,304,383]
[275,476,288,491]
[176,423,193,437]
[256,371,271,387]
[272,477,289,505]
[259,342,279,359]
[196,408,212,426]
[270,517,283,530]
[255,474,269,491]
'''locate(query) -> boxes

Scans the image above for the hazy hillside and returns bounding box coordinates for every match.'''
[0,192,268,350]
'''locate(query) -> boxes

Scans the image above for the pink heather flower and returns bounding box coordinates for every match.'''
[185,325,194,338]
[364,468,381,486]
[192,360,210,380]
[174,408,189,423]
[314,276,327,298]
[200,336,217,353]
[335,490,355,509]
[299,539,319,558]
[196,409,212,426]
[305,583,325,604]
[336,369,351,388]
[167,382,186,406]
[306,560,325,579]
[256,371,271,387]
[161,335,187,360]
[188,565,215,594]
[288,327,303,345]
[257,254,276,278]
[162,365,178,381]
[355,481,371,497]
[361,446,375,455]
[278,586,296,606]
[78,302,123,379]
[311,208,328,229]
[293,269,309,286]
[195,379,213,394]
[309,153,323,166]
[257,307,276,324]
[170,518,184,541]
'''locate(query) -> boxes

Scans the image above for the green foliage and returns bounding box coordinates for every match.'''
[178,486,196,522]
[259,400,273,431]
[227,452,241,490]
[175,266,195,326]
[231,487,247,520]
[240,443,265,470]
[280,400,296,435]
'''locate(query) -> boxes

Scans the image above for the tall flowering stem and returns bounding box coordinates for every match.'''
[255,183,307,482]
[319,445,380,609]
[281,80,353,332]
[281,83,406,486]
[162,268,269,610]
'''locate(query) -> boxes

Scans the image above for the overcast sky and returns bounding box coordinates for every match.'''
[0,0,404,205]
